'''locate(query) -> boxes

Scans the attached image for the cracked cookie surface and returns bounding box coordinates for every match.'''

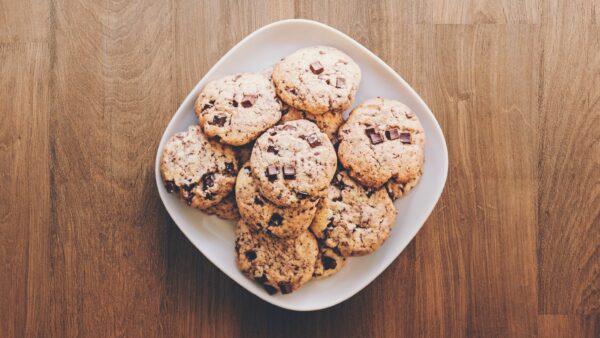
[278,103,344,142]
[337,98,425,189]
[310,171,397,256]
[160,125,238,209]
[250,120,337,207]
[195,73,281,146]
[235,219,318,294]
[272,46,360,115]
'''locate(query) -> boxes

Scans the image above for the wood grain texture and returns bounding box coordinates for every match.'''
[0,0,598,337]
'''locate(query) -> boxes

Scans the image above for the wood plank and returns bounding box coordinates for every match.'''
[415,0,541,24]
[0,42,51,337]
[0,0,50,43]
[538,315,599,338]
[50,0,175,336]
[538,22,600,316]
[413,24,541,337]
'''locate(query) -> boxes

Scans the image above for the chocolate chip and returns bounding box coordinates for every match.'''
[266,165,278,181]
[332,195,343,202]
[326,79,330,85]
[205,192,215,200]
[224,162,235,175]
[255,274,268,284]
[365,188,376,197]
[202,103,213,110]
[306,133,321,148]
[290,88,297,95]
[202,173,215,190]
[263,284,278,295]
[241,95,257,108]
[212,115,227,127]
[399,132,412,144]
[405,111,415,119]
[269,130,277,136]
[297,191,309,199]
[385,128,401,140]
[309,61,324,75]
[164,180,178,193]
[332,175,346,190]
[279,282,293,294]
[185,192,195,205]
[267,145,279,154]
[283,165,296,179]
[232,100,238,107]
[268,213,283,227]
[322,255,337,270]
[254,196,264,206]
[335,77,345,88]
[365,127,384,145]
[245,250,257,261]
[182,182,197,192]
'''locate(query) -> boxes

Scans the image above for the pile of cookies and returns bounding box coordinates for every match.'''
[160,46,425,295]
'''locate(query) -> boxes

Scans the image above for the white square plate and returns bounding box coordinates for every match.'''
[155,19,448,311]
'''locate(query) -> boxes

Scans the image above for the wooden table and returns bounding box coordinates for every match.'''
[1,1,598,337]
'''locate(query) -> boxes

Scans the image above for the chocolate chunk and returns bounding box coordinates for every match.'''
[205,192,215,200]
[332,195,343,202]
[164,180,178,193]
[405,111,415,119]
[332,176,346,190]
[325,79,331,85]
[253,196,264,206]
[266,165,278,181]
[255,274,268,284]
[268,213,283,227]
[297,191,309,199]
[185,192,195,205]
[224,162,235,175]
[263,284,278,295]
[267,145,279,154]
[245,250,257,261]
[306,133,321,148]
[283,165,296,179]
[335,77,345,88]
[202,103,213,111]
[322,255,337,270]
[269,130,277,136]
[232,100,238,107]
[309,61,324,75]
[365,127,384,145]
[385,128,401,140]
[399,132,412,144]
[182,182,197,192]
[212,115,227,127]
[241,95,257,108]
[201,173,215,190]
[279,282,293,294]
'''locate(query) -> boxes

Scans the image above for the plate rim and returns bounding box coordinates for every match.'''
[154,18,448,311]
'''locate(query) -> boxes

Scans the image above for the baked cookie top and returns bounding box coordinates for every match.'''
[202,192,239,220]
[279,103,344,142]
[310,171,397,256]
[195,73,281,146]
[236,163,317,238]
[250,120,337,207]
[235,220,318,295]
[337,98,425,188]
[313,244,345,279]
[160,125,238,209]
[272,46,361,114]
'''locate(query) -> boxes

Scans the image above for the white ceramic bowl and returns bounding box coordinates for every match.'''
[155,19,448,311]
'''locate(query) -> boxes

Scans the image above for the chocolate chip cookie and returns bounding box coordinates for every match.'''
[250,120,337,207]
[235,219,318,294]
[337,98,425,188]
[203,192,240,220]
[272,46,361,115]
[313,244,345,279]
[236,163,317,238]
[310,171,397,256]
[279,103,344,142]
[195,73,281,146]
[160,125,238,209]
